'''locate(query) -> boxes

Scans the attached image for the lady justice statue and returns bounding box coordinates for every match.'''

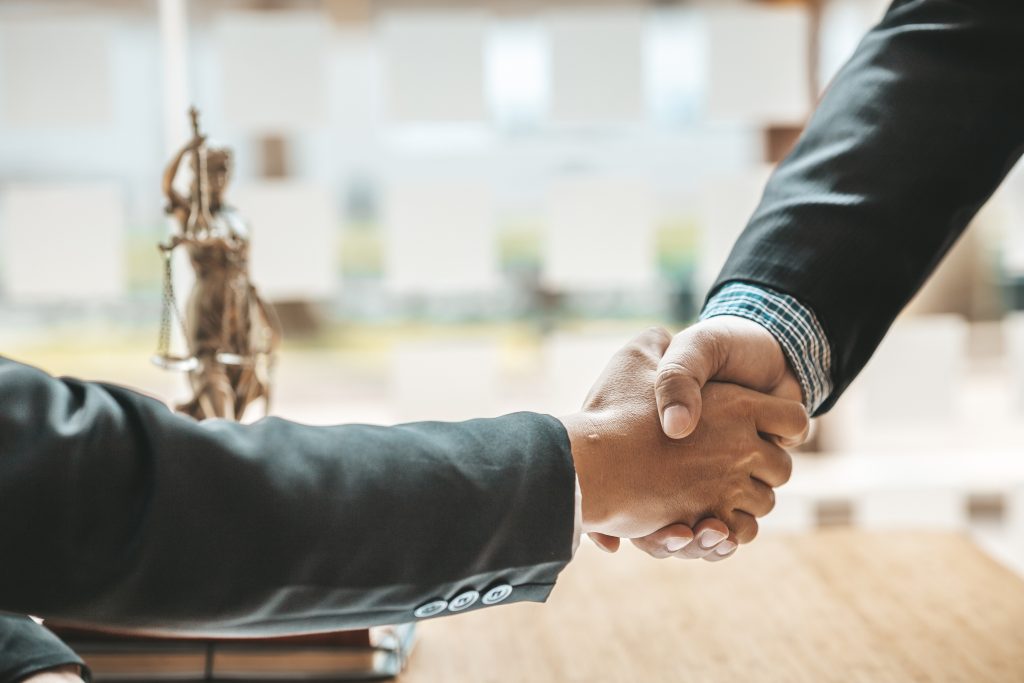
[154,107,281,421]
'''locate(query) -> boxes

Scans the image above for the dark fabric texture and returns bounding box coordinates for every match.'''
[710,0,1024,414]
[0,355,576,646]
[0,614,85,683]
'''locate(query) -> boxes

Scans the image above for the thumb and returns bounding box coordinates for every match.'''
[655,325,724,439]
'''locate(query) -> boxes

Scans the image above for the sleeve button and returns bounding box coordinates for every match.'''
[482,584,513,605]
[447,590,480,612]
[413,599,448,618]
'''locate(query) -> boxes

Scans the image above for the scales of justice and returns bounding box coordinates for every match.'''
[144,108,411,675]
[153,107,282,422]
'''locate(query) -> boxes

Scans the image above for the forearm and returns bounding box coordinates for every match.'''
[0,358,576,635]
[713,0,1024,411]
[161,149,188,210]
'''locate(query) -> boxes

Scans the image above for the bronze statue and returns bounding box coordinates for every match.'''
[154,107,281,421]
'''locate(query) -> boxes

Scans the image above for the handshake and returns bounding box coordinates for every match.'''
[560,317,809,561]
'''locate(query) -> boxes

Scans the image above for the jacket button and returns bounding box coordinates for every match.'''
[413,599,448,618]
[447,590,480,612]
[482,583,513,605]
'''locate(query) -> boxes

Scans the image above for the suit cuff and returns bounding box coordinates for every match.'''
[700,281,833,414]
[571,476,582,555]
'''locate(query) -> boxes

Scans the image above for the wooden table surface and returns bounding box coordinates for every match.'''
[401,529,1024,682]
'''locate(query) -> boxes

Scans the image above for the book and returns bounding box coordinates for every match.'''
[46,622,416,681]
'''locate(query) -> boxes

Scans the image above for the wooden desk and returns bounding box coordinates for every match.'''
[402,530,1024,682]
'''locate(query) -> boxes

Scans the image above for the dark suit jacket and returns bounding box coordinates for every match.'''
[712,0,1024,414]
[0,615,82,683]
[0,356,576,678]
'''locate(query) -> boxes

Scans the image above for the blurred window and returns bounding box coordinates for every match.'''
[645,9,706,128]
[486,19,548,131]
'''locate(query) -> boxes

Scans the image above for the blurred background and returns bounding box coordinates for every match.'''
[1,0,1022,573]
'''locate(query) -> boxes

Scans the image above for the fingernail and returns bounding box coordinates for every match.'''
[665,537,690,553]
[715,541,737,555]
[699,530,727,548]
[663,404,691,438]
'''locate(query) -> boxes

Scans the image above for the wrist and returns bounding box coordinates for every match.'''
[20,665,84,683]
[718,316,803,404]
[559,412,605,535]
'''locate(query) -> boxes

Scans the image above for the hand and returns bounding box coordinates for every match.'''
[627,316,809,561]
[21,665,85,683]
[560,328,806,545]
[186,134,207,151]
[655,316,805,440]
[590,517,735,562]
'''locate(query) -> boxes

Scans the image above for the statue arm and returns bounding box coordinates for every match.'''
[162,146,191,214]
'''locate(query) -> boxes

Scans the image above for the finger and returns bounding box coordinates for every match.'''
[737,477,776,518]
[750,440,794,489]
[751,393,810,447]
[587,532,621,553]
[673,518,730,559]
[655,327,725,439]
[729,510,760,544]
[629,524,696,559]
[694,517,731,546]
[703,538,739,562]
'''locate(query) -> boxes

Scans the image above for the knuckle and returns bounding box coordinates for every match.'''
[624,342,648,361]
[716,508,739,529]
[688,325,719,351]
[629,327,674,360]
[655,363,696,392]
[690,326,728,367]
[645,326,674,345]
[732,483,748,503]
[718,485,740,509]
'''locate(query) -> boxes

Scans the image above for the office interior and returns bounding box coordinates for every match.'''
[1,0,1022,593]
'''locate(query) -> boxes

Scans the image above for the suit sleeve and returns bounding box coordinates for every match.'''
[711,0,1024,413]
[0,357,577,636]
[0,614,85,683]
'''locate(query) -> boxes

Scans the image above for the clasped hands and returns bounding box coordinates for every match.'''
[562,317,808,561]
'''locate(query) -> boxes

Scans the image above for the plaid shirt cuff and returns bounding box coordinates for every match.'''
[700,282,833,414]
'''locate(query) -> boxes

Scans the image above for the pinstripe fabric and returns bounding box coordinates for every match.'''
[700,282,832,414]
